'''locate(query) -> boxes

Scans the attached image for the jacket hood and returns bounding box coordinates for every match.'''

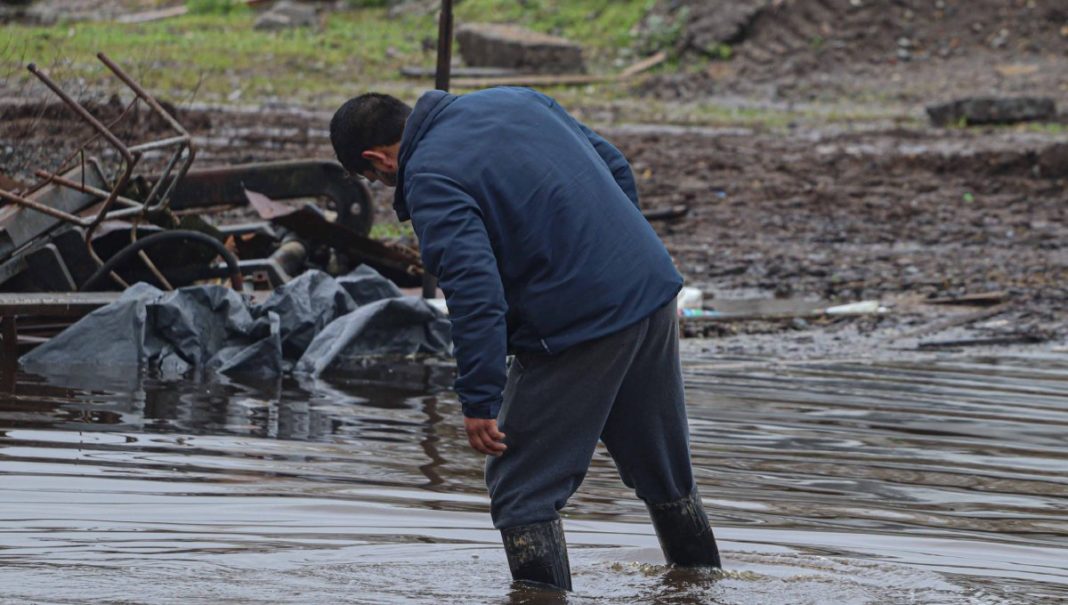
[393,89,457,221]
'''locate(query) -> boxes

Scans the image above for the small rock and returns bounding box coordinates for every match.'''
[1037,142,1068,178]
[254,0,318,31]
[991,28,1010,49]
[456,23,585,74]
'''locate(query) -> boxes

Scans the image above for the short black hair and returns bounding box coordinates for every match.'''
[330,93,412,175]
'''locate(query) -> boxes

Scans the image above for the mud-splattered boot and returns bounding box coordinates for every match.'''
[500,518,572,591]
[646,489,722,567]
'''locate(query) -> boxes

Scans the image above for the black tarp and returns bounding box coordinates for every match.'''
[21,268,451,380]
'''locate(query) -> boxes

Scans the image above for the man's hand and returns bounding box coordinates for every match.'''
[464,417,507,456]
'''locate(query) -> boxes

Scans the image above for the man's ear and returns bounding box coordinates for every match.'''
[361,149,388,167]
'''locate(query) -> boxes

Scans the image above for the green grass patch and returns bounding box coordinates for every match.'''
[3,9,436,105]
[369,220,415,240]
[0,1,654,107]
[186,0,248,15]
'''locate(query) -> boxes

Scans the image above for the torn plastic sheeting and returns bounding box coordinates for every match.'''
[338,264,404,305]
[295,297,452,377]
[255,269,357,358]
[20,268,451,380]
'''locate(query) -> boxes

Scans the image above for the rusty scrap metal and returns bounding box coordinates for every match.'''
[164,160,375,235]
[0,54,197,288]
[245,189,422,287]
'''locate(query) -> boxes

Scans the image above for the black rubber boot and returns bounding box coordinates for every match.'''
[646,488,722,567]
[500,518,573,591]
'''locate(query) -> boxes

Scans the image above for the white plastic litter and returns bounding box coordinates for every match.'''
[825,300,883,315]
[676,287,704,312]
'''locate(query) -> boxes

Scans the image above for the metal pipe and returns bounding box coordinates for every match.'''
[132,221,174,291]
[97,53,191,138]
[138,144,184,208]
[434,0,455,92]
[26,63,135,165]
[96,53,197,212]
[149,146,195,211]
[127,135,191,154]
[424,0,453,299]
[80,229,243,292]
[33,170,142,208]
[0,188,90,226]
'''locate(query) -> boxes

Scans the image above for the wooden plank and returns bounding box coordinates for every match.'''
[453,72,616,89]
[452,51,667,89]
[897,302,1012,340]
[116,5,188,23]
[925,291,1008,306]
[116,0,267,24]
[0,292,120,316]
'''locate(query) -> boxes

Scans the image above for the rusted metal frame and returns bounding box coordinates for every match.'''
[97,52,197,213]
[164,160,375,235]
[131,219,174,290]
[26,57,191,217]
[0,188,95,227]
[82,159,138,289]
[32,170,142,209]
[25,61,142,287]
[26,64,135,166]
[22,57,196,288]
[21,99,139,200]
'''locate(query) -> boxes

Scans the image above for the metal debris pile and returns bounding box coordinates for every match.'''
[0,53,428,368]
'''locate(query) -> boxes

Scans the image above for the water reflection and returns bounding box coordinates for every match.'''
[0,354,1066,604]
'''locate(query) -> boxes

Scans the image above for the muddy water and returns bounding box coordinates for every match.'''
[1,354,1066,604]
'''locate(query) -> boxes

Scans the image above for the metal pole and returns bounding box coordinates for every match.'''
[424,0,454,299]
[434,0,454,92]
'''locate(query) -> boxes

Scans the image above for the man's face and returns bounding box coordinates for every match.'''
[362,166,397,187]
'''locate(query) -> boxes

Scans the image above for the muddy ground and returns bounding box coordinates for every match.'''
[1,0,1066,359]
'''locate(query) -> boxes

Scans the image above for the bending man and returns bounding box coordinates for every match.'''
[330,87,721,590]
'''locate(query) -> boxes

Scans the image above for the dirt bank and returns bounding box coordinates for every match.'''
[2,99,1063,356]
[650,0,1068,104]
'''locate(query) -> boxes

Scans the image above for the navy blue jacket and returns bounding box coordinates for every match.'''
[394,87,683,418]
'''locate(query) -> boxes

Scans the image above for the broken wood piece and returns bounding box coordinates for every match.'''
[918,333,1046,349]
[116,0,266,24]
[643,204,689,221]
[619,50,669,78]
[926,96,1056,126]
[925,291,1008,306]
[401,66,521,79]
[115,5,187,23]
[897,302,1011,340]
[452,51,668,89]
[452,72,615,89]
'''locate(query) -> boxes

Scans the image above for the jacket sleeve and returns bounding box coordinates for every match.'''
[578,123,640,209]
[406,171,508,419]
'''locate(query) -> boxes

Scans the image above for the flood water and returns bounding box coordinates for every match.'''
[1,353,1066,604]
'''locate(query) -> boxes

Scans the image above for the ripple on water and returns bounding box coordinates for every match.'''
[0,355,1066,603]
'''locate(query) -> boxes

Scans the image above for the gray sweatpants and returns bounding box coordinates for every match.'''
[486,301,695,529]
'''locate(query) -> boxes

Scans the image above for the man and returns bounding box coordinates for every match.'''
[330,88,720,591]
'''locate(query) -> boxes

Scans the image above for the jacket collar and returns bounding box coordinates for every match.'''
[393,89,457,221]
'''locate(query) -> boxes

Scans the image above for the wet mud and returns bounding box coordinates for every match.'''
[1,355,1066,603]
[2,98,1065,354]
